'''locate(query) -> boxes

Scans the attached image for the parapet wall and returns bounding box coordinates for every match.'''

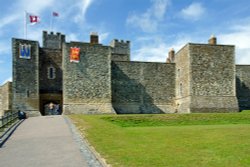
[43,31,65,49]
[63,42,115,114]
[0,82,12,116]
[110,39,130,61]
[111,61,176,114]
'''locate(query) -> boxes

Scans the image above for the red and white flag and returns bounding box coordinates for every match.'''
[27,13,40,25]
[53,12,59,17]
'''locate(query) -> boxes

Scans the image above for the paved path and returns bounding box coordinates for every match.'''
[0,116,103,167]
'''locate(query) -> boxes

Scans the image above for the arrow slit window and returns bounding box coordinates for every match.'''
[48,66,56,79]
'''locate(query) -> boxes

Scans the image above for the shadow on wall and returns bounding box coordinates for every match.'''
[111,63,164,114]
[236,77,250,111]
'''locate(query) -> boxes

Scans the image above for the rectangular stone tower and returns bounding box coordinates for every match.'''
[62,37,115,114]
[39,31,65,115]
[12,38,40,116]
[175,37,239,113]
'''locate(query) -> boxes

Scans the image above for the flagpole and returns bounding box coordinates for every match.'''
[24,11,27,39]
[50,13,52,32]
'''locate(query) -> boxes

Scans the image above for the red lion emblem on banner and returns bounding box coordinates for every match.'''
[70,47,80,63]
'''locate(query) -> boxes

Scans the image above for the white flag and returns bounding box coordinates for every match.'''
[26,12,40,25]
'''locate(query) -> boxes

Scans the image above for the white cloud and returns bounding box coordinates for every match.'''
[0,14,20,29]
[218,23,250,64]
[99,32,109,43]
[180,2,205,21]
[133,43,169,62]
[67,33,80,42]
[20,0,55,13]
[74,0,94,23]
[127,0,169,33]
[132,34,191,62]
[0,42,11,55]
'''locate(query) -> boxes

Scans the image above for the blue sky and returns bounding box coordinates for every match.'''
[0,0,250,85]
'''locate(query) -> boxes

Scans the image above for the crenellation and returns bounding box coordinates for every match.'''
[43,31,65,49]
[110,39,130,61]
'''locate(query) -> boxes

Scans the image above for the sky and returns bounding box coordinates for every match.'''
[0,0,250,85]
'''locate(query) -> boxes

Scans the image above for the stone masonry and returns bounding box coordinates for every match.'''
[0,31,249,116]
[0,82,12,116]
[112,61,175,114]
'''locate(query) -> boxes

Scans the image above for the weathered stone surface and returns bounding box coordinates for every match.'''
[39,49,62,92]
[236,65,250,110]
[112,61,175,113]
[42,31,65,49]
[175,43,239,113]
[175,44,191,113]
[0,82,12,116]
[12,38,40,116]
[110,39,130,61]
[190,44,235,96]
[63,42,115,114]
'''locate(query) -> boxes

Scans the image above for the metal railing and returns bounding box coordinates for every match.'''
[0,110,18,132]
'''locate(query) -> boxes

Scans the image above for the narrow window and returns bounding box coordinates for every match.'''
[27,90,30,97]
[47,66,56,79]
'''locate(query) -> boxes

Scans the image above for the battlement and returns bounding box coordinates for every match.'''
[43,31,65,49]
[110,39,130,47]
[110,39,130,61]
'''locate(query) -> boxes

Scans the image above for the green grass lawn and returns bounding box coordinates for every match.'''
[69,112,250,167]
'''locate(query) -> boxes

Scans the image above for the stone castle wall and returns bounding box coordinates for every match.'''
[188,44,238,112]
[175,44,191,113]
[112,61,176,114]
[12,38,40,116]
[63,42,115,114]
[236,65,250,110]
[0,82,12,116]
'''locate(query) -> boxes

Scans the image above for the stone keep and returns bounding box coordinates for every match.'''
[175,43,238,113]
[4,31,250,116]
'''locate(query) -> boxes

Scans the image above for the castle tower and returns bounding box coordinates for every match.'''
[175,36,239,113]
[12,38,40,116]
[39,31,65,115]
[110,39,130,61]
[62,33,115,114]
[43,31,65,49]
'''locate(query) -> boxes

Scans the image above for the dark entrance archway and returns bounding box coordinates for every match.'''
[40,93,62,116]
[44,102,61,115]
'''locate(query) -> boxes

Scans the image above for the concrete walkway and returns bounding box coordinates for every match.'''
[0,116,103,167]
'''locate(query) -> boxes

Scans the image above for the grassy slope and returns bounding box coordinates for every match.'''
[70,113,250,167]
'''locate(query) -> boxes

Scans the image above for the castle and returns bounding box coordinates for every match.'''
[0,31,250,116]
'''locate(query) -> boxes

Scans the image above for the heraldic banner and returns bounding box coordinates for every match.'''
[70,47,80,63]
[19,44,31,59]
